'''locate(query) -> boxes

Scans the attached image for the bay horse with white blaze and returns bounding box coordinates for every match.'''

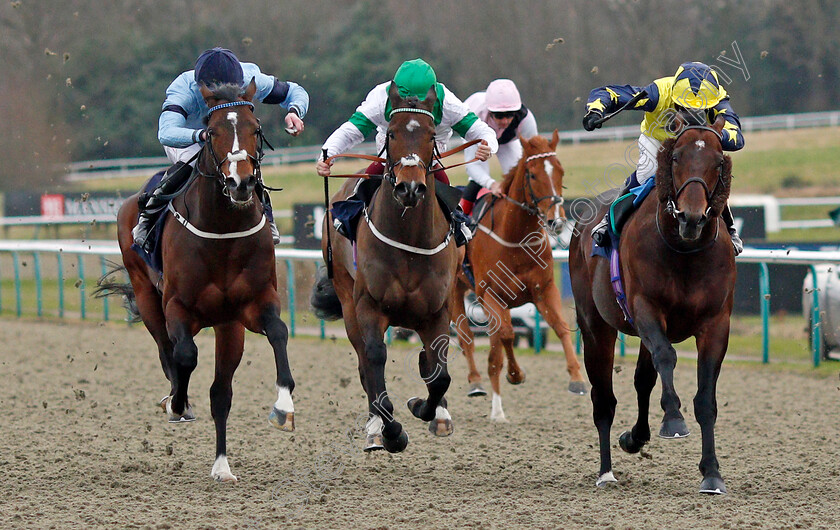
[101,80,295,482]
[450,132,586,422]
[311,82,458,452]
[569,116,736,494]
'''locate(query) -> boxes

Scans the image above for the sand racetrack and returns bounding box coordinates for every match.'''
[1,318,838,529]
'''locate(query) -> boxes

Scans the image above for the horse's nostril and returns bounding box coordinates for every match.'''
[677,212,687,223]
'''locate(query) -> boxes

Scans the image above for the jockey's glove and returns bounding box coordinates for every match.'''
[582,111,604,132]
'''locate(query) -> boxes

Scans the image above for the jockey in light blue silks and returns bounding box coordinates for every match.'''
[583,61,745,255]
[133,47,310,250]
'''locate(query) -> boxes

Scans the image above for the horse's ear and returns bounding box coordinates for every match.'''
[420,84,437,110]
[711,114,726,136]
[242,77,257,102]
[549,129,559,150]
[388,81,402,110]
[668,111,687,135]
[519,135,529,150]
[199,83,215,104]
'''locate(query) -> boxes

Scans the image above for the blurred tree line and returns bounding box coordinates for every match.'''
[0,0,838,190]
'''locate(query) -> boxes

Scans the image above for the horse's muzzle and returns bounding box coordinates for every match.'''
[677,211,709,241]
[546,217,566,235]
[225,176,256,205]
[393,181,426,208]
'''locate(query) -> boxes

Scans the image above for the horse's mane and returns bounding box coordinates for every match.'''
[204,82,246,103]
[656,138,733,217]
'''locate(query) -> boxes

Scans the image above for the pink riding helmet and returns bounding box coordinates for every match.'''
[485,79,522,112]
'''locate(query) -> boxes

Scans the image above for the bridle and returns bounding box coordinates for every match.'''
[664,125,726,219]
[382,107,436,187]
[501,151,565,224]
[198,100,273,196]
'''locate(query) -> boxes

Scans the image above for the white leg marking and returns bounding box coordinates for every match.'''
[211,454,238,482]
[366,414,384,436]
[490,392,507,422]
[596,471,617,487]
[274,385,294,412]
[434,406,452,420]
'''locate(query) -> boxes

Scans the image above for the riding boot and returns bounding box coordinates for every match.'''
[592,178,637,247]
[133,162,193,250]
[452,207,473,247]
[721,202,744,256]
[257,182,281,245]
[459,198,475,216]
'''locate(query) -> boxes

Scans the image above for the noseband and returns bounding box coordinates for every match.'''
[665,125,725,218]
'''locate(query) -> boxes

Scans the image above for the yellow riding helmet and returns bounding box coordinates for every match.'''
[671,62,725,110]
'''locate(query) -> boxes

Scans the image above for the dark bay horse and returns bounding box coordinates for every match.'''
[104,80,294,482]
[311,82,458,452]
[569,116,736,494]
[450,132,586,422]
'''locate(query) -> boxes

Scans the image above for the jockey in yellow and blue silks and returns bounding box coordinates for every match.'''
[583,62,745,255]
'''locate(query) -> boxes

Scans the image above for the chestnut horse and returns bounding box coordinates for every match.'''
[102,81,294,482]
[450,132,586,422]
[311,83,458,452]
[569,116,735,494]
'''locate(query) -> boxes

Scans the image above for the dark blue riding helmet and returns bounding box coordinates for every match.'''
[194,47,244,87]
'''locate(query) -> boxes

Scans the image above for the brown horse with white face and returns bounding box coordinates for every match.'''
[106,80,295,482]
[450,132,586,422]
[312,82,459,452]
[569,116,736,494]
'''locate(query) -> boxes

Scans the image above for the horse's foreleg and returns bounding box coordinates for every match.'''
[694,315,730,495]
[634,298,688,439]
[132,279,176,394]
[357,298,407,453]
[209,322,245,483]
[164,302,198,422]
[483,295,512,422]
[450,281,484,396]
[579,309,618,486]
[259,305,295,432]
[409,315,453,436]
[619,343,656,454]
[534,284,587,395]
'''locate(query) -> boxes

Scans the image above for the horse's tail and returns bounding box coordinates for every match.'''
[92,261,142,323]
[310,265,343,321]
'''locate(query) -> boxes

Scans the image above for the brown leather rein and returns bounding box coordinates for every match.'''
[323,139,483,178]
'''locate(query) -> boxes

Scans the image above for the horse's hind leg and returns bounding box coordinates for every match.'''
[634,298,688,439]
[579,313,618,487]
[694,314,730,494]
[534,283,587,395]
[408,314,453,436]
[258,305,295,432]
[619,343,657,454]
[209,322,245,483]
[450,280,485,396]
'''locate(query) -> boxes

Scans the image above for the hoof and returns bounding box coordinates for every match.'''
[364,433,384,452]
[618,430,646,454]
[659,418,690,439]
[489,414,509,423]
[382,430,409,453]
[428,418,454,437]
[467,382,487,397]
[212,471,238,483]
[407,397,428,420]
[699,476,727,495]
[568,381,588,395]
[159,395,196,423]
[268,408,295,432]
[506,370,526,385]
[596,471,618,487]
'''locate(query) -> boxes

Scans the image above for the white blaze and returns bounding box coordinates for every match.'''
[695,140,706,149]
[544,160,562,219]
[225,111,247,185]
[406,119,420,132]
[400,154,421,166]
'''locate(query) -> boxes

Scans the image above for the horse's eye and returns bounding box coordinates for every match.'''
[388,131,395,140]
[671,155,678,163]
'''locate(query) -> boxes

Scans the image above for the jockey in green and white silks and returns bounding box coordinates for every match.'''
[582,61,745,255]
[316,59,498,246]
